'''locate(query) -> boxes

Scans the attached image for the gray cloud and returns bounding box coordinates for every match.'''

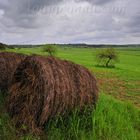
[0,0,140,44]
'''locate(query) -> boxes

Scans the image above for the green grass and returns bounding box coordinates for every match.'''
[6,47,140,81]
[0,93,140,140]
[45,94,140,140]
[0,46,140,139]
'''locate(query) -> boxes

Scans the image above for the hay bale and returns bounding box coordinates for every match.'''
[0,52,25,91]
[7,56,98,134]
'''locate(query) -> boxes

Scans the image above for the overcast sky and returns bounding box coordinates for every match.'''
[0,0,140,44]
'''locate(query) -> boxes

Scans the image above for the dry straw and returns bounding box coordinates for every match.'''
[7,55,98,134]
[0,52,25,91]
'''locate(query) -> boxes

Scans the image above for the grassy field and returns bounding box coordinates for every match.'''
[0,46,140,140]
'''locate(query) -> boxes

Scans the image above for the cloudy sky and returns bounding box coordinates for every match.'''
[0,0,140,44]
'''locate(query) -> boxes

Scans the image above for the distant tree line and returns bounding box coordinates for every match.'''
[3,43,140,49]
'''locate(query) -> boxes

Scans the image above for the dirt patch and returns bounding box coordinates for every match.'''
[97,75,140,108]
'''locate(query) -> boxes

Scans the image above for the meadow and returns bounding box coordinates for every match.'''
[0,46,140,140]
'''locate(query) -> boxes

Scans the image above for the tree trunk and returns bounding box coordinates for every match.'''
[106,58,111,67]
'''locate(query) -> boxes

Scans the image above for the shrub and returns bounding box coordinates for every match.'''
[0,43,6,50]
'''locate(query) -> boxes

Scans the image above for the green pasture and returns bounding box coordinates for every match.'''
[7,46,140,80]
[0,46,140,140]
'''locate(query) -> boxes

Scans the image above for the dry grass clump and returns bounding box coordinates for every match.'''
[7,56,98,134]
[0,52,25,91]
